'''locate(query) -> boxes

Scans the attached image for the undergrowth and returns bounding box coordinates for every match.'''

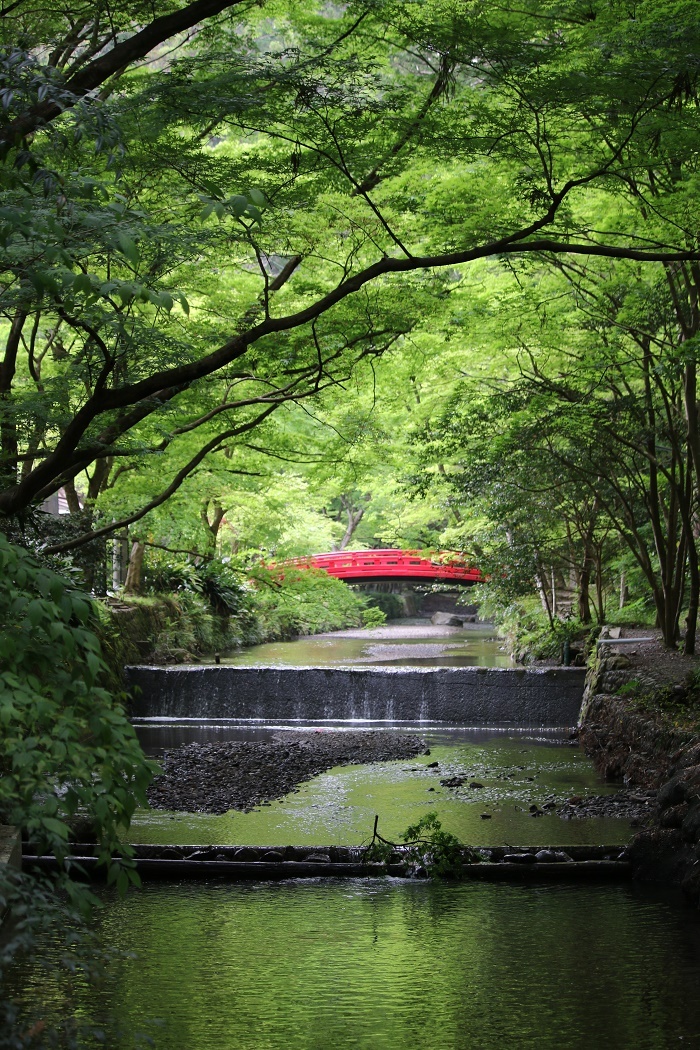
[616,668,700,731]
[99,560,373,673]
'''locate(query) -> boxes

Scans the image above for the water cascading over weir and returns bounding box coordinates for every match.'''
[126,664,586,726]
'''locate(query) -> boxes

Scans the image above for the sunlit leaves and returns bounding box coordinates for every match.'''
[198,189,267,226]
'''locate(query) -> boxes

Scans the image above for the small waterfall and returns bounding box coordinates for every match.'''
[126,665,586,727]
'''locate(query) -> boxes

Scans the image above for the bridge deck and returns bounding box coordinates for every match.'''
[284,549,481,585]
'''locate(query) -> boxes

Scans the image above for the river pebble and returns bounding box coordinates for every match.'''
[556,790,656,821]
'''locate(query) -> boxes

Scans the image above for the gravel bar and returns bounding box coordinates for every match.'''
[147,730,429,815]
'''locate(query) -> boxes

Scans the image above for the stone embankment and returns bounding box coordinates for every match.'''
[578,627,700,904]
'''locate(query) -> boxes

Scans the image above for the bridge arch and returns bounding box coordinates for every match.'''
[283,549,482,585]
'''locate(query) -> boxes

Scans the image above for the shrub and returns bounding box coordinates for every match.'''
[361,607,388,628]
[0,533,158,1044]
[359,591,405,620]
[0,533,155,872]
[250,566,365,638]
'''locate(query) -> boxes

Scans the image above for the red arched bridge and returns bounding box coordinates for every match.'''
[282,549,482,585]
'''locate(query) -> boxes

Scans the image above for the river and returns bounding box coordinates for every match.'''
[212,621,512,669]
[10,622,700,1049]
[13,880,700,1048]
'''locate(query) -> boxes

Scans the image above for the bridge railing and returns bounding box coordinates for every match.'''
[281,549,482,583]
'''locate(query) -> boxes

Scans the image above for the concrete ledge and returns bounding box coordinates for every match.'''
[22,853,630,882]
[126,664,586,727]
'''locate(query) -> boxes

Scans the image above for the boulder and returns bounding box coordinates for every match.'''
[430,612,464,626]
[659,803,689,829]
[605,653,632,671]
[503,852,537,864]
[233,846,260,861]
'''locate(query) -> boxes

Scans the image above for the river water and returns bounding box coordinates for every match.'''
[15,880,700,1048]
[11,623,700,1048]
[129,623,616,847]
[213,621,512,669]
[127,728,636,847]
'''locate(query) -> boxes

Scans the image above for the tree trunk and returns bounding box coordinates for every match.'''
[619,572,627,610]
[112,530,129,591]
[124,541,146,595]
[334,494,371,551]
[201,498,226,553]
[685,540,699,656]
[63,479,82,514]
[0,310,26,487]
[338,506,365,550]
[534,556,554,628]
[578,546,594,623]
[594,546,605,623]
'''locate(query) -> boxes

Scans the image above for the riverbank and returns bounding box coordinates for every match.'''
[96,579,369,688]
[578,627,700,904]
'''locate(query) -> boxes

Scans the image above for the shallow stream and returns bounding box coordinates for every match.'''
[214,621,511,669]
[128,726,637,847]
[129,623,630,847]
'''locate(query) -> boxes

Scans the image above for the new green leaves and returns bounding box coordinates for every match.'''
[0,533,157,880]
[199,188,267,226]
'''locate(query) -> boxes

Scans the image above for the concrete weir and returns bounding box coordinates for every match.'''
[126,664,586,726]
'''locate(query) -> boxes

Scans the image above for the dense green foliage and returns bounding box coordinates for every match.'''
[0,534,157,1046]
[0,534,154,871]
[5,4,700,1040]
[2,0,700,639]
[251,566,368,638]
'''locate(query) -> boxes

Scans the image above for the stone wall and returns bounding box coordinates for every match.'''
[126,664,586,726]
[579,642,700,904]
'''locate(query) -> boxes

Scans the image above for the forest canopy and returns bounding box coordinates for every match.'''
[7,6,700,1040]
[2,0,700,647]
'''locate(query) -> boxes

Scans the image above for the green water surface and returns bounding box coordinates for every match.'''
[128,736,636,847]
[17,879,700,1049]
[215,623,511,668]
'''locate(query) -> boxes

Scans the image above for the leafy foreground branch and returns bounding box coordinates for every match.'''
[366,813,480,880]
[0,532,158,1046]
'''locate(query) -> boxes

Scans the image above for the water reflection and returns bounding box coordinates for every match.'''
[214,622,511,669]
[17,880,700,1049]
